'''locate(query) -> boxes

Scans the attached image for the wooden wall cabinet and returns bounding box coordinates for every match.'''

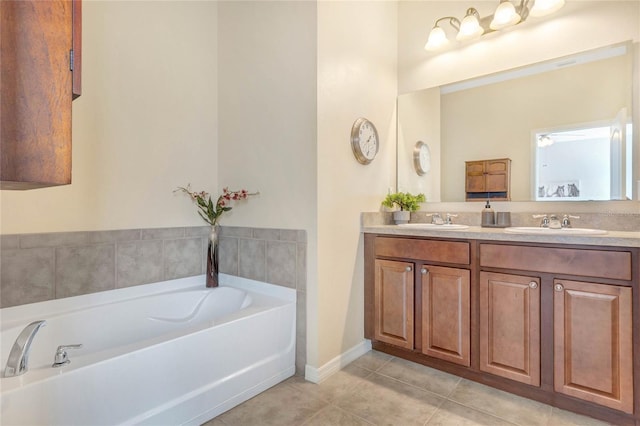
[465,158,511,201]
[1,0,82,190]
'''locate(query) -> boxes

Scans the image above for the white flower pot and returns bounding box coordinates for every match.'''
[393,210,411,225]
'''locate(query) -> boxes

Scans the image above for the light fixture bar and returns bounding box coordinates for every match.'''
[424,0,564,52]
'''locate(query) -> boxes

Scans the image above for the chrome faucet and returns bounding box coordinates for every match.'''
[427,213,444,225]
[533,214,550,227]
[445,213,458,225]
[4,320,46,377]
[561,214,580,228]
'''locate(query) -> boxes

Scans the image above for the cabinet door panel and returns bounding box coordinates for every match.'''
[480,272,540,386]
[374,259,414,349]
[554,279,633,414]
[1,0,73,188]
[421,265,470,366]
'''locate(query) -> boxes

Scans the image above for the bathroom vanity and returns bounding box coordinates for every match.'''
[363,225,640,425]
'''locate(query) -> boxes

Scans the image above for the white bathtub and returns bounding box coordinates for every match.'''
[0,274,296,425]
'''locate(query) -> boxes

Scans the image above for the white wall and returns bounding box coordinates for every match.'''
[317,1,397,367]
[0,1,219,234]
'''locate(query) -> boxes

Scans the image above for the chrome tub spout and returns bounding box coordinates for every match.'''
[4,320,46,377]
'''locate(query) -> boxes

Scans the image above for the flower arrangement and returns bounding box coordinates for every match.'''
[381,192,425,212]
[175,185,259,226]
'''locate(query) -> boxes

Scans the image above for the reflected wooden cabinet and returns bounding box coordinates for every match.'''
[374,259,414,349]
[554,279,634,414]
[465,158,511,201]
[1,0,82,189]
[479,272,540,386]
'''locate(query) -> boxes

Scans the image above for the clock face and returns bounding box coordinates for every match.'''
[414,141,431,175]
[351,118,379,164]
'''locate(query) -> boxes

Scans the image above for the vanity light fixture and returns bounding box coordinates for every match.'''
[425,0,565,51]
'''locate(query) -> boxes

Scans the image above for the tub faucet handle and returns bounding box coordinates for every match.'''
[52,344,83,368]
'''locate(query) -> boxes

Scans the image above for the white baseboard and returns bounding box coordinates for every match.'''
[304,340,372,384]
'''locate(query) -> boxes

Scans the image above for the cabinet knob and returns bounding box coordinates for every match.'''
[529,281,538,289]
[405,266,412,272]
[421,268,428,275]
[554,283,564,292]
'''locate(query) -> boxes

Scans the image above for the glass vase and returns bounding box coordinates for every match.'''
[206,225,219,288]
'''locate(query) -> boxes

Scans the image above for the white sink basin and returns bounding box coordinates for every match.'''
[398,223,470,230]
[504,227,608,236]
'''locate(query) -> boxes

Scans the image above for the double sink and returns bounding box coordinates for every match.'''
[397,223,608,235]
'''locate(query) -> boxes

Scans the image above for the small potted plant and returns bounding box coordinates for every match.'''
[382,192,426,224]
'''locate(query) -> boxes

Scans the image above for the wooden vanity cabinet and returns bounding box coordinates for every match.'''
[480,243,635,416]
[365,234,639,424]
[367,236,471,366]
[465,158,511,201]
[1,0,82,189]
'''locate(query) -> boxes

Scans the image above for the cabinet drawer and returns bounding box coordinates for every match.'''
[376,237,470,265]
[480,244,631,281]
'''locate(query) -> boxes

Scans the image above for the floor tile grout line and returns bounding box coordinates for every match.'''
[370,370,455,401]
[421,394,448,426]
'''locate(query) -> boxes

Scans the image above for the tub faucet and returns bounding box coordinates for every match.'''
[4,320,46,377]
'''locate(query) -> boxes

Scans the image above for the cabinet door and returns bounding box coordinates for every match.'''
[480,272,540,386]
[484,159,510,193]
[465,161,486,193]
[374,259,414,349]
[1,0,74,189]
[421,265,470,366]
[554,279,633,413]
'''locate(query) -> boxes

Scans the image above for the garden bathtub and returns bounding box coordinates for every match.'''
[0,274,296,425]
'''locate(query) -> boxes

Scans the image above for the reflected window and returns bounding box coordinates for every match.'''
[534,118,632,201]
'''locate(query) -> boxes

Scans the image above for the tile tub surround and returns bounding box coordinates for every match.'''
[0,225,307,374]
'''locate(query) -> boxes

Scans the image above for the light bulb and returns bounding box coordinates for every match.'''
[457,11,484,41]
[425,26,449,51]
[490,1,521,30]
[529,0,565,17]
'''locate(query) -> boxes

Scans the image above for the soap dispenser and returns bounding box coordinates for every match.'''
[481,200,495,226]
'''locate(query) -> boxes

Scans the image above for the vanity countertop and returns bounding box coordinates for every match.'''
[362,225,640,248]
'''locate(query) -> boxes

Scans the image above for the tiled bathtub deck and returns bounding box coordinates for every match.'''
[204,350,609,426]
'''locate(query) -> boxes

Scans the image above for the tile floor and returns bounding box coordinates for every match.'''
[204,350,611,426]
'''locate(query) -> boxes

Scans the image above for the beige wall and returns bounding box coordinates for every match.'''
[398,1,640,94]
[317,1,397,366]
[0,1,219,234]
[397,0,640,210]
[217,1,319,365]
[397,87,441,201]
[441,53,632,201]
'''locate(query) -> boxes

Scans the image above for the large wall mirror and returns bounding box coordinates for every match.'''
[397,42,638,202]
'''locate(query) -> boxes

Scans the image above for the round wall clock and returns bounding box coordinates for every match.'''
[413,141,431,175]
[350,118,379,165]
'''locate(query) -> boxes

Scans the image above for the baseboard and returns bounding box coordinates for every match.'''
[304,339,372,384]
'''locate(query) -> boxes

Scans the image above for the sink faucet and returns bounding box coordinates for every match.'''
[533,214,550,227]
[445,213,458,225]
[427,213,444,225]
[561,214,580,228]
[4,320,46,377]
